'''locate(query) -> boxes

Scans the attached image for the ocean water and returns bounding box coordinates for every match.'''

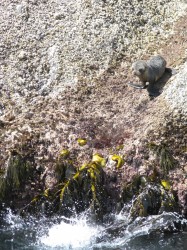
[0,208,187,250]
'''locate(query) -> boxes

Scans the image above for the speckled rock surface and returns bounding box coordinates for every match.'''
[0,0,187,215]
[0,0,186,102]
[163,61,187,115]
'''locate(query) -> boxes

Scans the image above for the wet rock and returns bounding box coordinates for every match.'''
[130,183,178,219]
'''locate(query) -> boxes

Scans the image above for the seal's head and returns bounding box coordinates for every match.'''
[131,60,147,77]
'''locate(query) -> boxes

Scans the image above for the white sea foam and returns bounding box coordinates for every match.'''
[1,209,187,250]
[40,216,102,249]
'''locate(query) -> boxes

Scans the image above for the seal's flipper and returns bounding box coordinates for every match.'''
[128,82,147,89]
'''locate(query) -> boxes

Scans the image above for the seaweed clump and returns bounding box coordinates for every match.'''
[121,174,178,220]
[22,151,108,220]
[148,142,176,176]
[0,150,32,202]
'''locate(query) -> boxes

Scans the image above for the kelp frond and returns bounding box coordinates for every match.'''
[92,153,106,167]
[77,138,87,146]
[111,154,125,169]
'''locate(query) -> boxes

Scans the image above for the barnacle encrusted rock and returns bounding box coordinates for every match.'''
[163,61,187,115]
[0,0,186,101]
[0,0,187,216]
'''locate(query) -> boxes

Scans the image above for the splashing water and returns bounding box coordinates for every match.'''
[0,208,187,250]
[40,215,103,249]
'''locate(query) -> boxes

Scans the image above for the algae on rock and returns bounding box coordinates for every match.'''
[22,151,108,220]
[0,151,32,201]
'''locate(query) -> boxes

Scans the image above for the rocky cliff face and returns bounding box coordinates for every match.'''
[0,0,186,98]
[0,0,186,217]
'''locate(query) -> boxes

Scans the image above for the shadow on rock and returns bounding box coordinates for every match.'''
[147,68,175,98]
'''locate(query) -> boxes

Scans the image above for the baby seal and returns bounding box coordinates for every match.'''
[129,55,167,89]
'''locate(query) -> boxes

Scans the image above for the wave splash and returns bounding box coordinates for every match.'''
[0,208,187,250]
[40,214,103,249]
